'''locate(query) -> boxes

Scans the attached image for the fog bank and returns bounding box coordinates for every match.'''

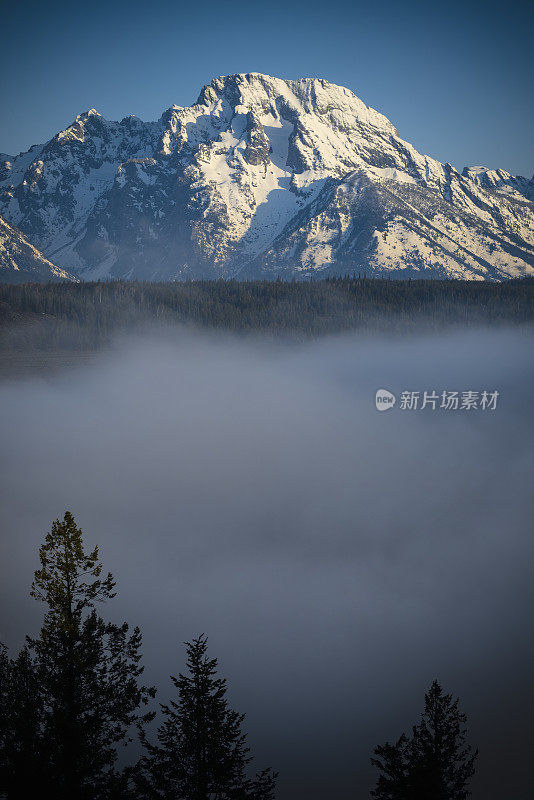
[1,327,533,799]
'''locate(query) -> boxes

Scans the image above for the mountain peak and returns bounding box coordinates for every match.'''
[190,72,397,136]
[78,108,101,119]
[1,73,532,283]
[55,108,105,144]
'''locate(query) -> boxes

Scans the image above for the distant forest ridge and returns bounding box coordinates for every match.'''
[1,277,534,351]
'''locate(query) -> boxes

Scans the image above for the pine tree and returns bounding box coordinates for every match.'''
[408,680,477,800]
[137,635,277,800]
[371,681,477,800]
[0,645,46,798]
[25,511,155,799]
[370,734,411,800]
[0,645,10,789]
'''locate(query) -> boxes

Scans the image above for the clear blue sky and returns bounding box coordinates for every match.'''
[1,0,533,177]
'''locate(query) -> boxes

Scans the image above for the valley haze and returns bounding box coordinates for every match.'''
[1,327,533,799]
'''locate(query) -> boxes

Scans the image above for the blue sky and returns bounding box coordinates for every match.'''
[1,0,533,176]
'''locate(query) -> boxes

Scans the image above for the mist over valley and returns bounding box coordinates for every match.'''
[1,324,533,798]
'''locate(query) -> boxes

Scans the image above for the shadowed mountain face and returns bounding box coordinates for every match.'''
[0,215,76,283]
[1,73,533,281]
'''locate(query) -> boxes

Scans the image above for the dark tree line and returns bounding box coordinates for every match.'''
[0,513,478,799]
[1,276,533,352]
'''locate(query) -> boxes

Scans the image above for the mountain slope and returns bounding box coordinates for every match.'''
[0,215,76,283]
[1,74,533,281]
[251,168,534,280]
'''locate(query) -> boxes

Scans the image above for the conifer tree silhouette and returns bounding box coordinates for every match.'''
[0,644,46,798]
[1,512,155,799]
[372,680,477,800]
[137,634,277,800]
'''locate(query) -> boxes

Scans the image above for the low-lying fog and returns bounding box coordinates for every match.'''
[1,327,533,799]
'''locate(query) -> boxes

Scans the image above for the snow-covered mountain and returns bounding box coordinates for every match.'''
[461,166,534,201]
[1,73,533,281]
[0,215,76,283]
